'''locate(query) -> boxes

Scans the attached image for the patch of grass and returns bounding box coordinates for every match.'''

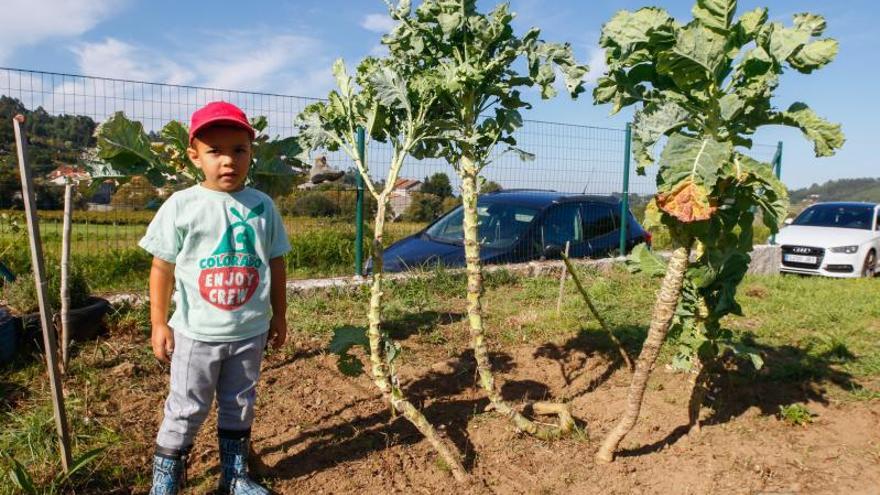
[1,214,428,292]
[0,396,120,495]
[433,456,451,473]
[847,385,880,401]
[777,403,815,426]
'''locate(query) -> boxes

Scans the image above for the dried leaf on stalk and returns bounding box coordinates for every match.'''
[657,179,717,222]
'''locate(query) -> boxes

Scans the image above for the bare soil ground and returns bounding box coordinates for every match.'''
[4,271,879,494]
[94,333,879,494]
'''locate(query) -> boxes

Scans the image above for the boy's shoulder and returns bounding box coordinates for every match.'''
[241,186,273,203]
[162,184,201,204]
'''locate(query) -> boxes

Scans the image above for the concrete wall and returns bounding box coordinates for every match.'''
[747,245,781,276]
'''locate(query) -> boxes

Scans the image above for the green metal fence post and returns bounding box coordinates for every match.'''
[769,140,783,245]
[355,127,366,275]
[619,122,632,256]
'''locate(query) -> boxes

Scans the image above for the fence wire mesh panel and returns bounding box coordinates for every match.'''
[0,67,783,290]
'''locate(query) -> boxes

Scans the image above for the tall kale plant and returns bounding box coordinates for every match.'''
[593,0,844,462]
[297,57,468,480]
[382,0,589,439]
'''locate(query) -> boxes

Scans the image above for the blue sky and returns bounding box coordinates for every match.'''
[1,0,876,189]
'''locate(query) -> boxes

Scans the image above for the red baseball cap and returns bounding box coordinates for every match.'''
[189,101,255,144]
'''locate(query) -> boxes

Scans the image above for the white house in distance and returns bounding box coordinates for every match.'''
[389,178,422,219]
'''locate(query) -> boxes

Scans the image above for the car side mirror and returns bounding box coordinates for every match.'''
[543,244,563,260]
[783,218,793,226]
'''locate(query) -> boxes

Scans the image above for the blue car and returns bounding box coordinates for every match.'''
[373,189,650,273]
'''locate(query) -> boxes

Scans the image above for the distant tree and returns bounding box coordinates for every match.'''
[421,172,453,198]
[402,192,443,222]
[340,167,361,187]
[111,176,160,210]
[292,192,342,217]
[0,96,97,176]
[441,196,459,214]
[0,166,20,209]
[480,180,502,194]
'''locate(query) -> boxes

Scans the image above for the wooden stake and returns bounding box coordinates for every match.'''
[13,114,73,472]
[60,182,73,373]
[561,252,634,372]
[556,241,570,315]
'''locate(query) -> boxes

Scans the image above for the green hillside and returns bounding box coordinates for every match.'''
[789,178,880,205]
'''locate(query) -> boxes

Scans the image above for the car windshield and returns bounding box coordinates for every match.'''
[793,204,875,230]
[424,203,539,249]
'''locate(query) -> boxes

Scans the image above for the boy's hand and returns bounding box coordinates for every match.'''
[151,324,175,363]
[268,314,287,349]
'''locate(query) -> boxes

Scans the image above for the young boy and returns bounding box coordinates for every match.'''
[140,101,290,495]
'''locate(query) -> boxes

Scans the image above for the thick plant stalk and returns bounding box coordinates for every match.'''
[596,244,691,463]
[367,194,467,482]
[59,182,73,373]
[460,161,573,439]
[560,253,633,371]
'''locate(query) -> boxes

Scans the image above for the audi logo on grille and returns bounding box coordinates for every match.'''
[792,247,813,254]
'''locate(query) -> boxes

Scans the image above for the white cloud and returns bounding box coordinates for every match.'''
[197,33,325,93]
[68,31,336,99]
[585,46,608,84]
[0,0,125,64]
[369,44,389,57]
[72,38,194,85]
[361,13,397,33]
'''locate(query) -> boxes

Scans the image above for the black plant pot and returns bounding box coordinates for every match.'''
[15,296,111,351]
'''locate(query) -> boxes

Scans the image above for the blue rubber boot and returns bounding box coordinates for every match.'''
[149,446,188,495]
[217,429,269,495]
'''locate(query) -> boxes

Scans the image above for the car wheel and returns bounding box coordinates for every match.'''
[862,250,877,278]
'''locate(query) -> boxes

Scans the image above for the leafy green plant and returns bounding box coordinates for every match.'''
[2,267,91,316]
[94,112,305,194]
[292,192,342,217]
[109,175,160,210]
[382,0,587,440]
[400,192,445,222]
[4,448,105,495]
[593,0,844,462]
[297,40,468,479]
[0,212,24,268]
[778,403,814,426]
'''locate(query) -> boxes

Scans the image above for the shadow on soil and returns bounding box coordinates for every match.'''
[617,332,860,458]
[260,348,502,478]
[260,317,646,480]
[261,305,591,481]
[383,311,466,341]
[533,324,647,399]
[260,313,863,476]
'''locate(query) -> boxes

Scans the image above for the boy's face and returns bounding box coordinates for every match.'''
[187,125,252,192]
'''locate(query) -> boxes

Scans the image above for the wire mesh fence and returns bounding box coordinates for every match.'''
[0,67,783,288]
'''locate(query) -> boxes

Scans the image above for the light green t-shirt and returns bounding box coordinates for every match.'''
[138,185,291,342]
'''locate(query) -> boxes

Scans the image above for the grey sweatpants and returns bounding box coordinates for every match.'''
[156,331,268,451]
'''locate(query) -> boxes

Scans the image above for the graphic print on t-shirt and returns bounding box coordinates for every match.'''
[198,203,265,310]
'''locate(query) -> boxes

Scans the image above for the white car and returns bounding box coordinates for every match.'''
[776,202,880,278]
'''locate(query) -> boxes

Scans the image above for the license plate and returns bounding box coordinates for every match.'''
[784,254,817,264]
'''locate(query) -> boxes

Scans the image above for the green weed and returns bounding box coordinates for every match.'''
[778,403,815,426]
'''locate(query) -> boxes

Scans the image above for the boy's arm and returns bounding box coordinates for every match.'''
[268,256,287,349]
[149,257,176,362]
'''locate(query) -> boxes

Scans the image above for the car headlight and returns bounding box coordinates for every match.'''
[829,245,859,254]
